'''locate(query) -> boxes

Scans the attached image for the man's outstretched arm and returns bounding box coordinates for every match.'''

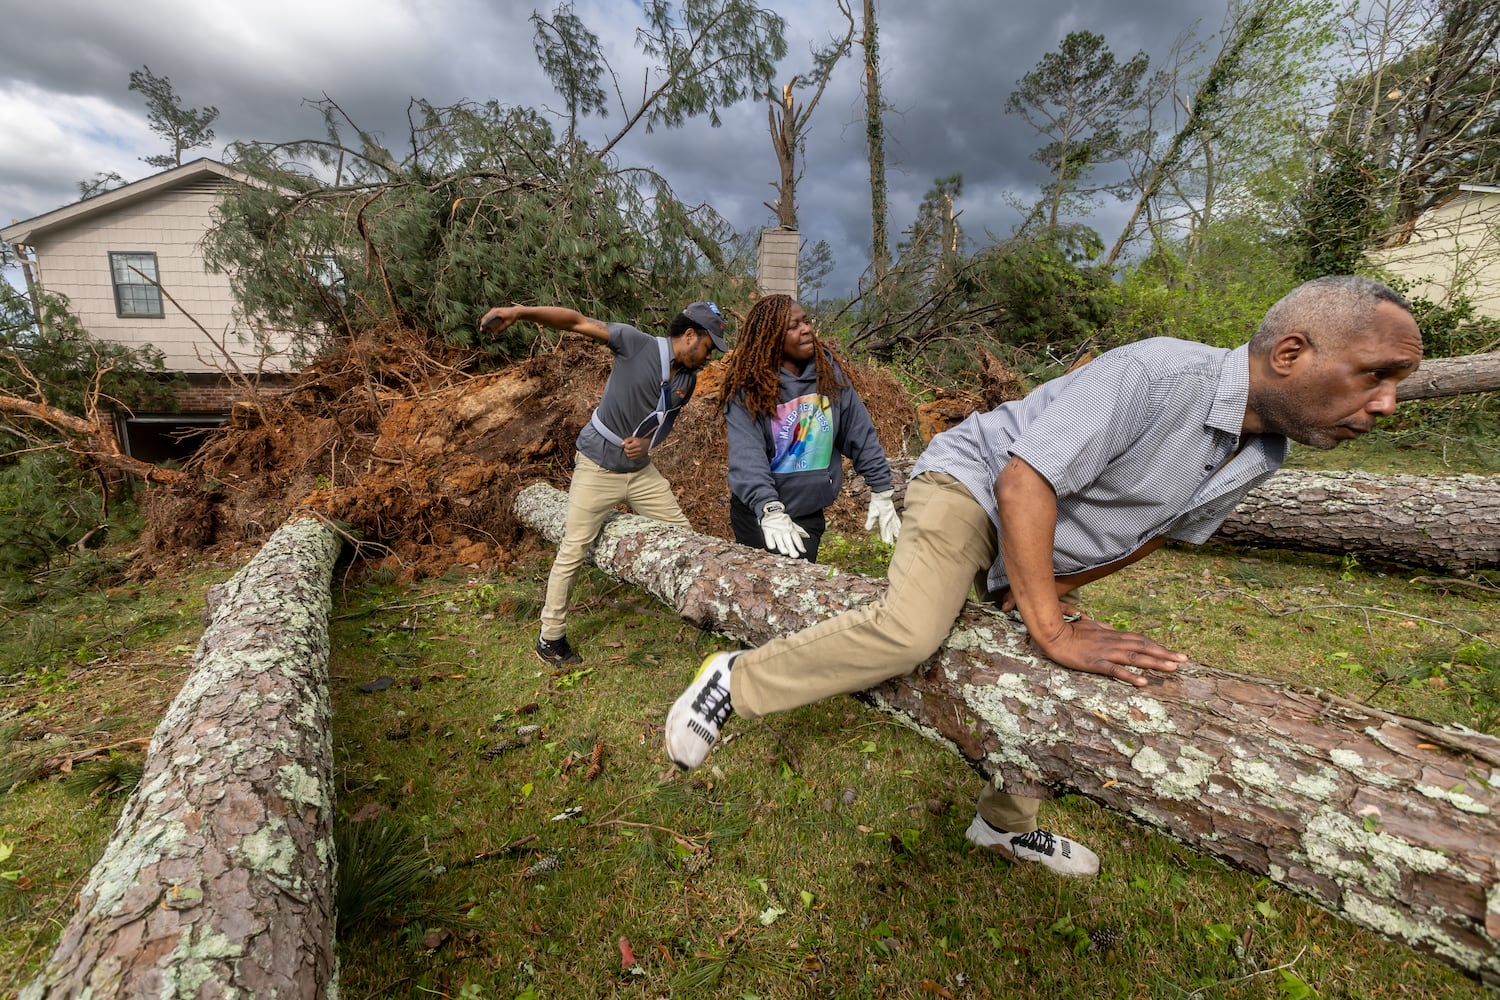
[479,305,610,343]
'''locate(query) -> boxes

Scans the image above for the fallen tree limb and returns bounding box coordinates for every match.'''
[0,393,188,487]
[1398,351,1500,401]
[21,516,343,1000]
[882,460,1500,573]
[515,482,1500,987]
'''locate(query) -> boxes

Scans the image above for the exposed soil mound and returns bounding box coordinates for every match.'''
[140,327,923,581]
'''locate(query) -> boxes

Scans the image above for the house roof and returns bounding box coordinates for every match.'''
[1,158,262,245]
[1458,184,1500,196]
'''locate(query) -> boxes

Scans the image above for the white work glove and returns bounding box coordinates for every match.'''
[759,502,809,558]
[864,489,901,545]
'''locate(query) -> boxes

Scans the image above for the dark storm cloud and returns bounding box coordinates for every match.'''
[3,0,1229,297]
[1,0,550,215]
[615,0,1225,294]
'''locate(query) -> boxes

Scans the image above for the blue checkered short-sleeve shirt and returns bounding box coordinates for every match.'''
[912,338,1288,593]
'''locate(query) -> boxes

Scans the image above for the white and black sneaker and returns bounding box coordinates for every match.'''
[665,651,738,770]
[535,634,582,666]
[964,814,1099,877]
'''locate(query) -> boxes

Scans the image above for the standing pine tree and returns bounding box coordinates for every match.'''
[1006,31,1155,239]
[128,65,220,169]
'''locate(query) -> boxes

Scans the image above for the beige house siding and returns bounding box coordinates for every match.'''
[4,160,305,463]
[3,160,299,375]
[1374,186,1500,320]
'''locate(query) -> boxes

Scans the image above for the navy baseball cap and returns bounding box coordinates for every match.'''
[682,301,728,352]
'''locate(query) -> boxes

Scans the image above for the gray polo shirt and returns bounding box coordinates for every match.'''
[912,338,1288,592]
[576,323,698,473]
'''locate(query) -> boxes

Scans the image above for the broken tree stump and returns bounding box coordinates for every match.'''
[21,516,344,1000]
[514,482,1500,987]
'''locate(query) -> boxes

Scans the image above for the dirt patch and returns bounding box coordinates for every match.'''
[139,327,925,581]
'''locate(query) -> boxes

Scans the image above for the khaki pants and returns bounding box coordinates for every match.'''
[731,471,1040,833]
[539,453,690,640]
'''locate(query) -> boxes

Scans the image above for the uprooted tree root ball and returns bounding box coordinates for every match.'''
[137,326,925,582]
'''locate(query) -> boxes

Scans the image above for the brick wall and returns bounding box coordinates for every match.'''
[172,375,293,414]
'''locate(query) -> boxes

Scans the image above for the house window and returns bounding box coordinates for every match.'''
[306,253,347,304]
[108,251,164,318]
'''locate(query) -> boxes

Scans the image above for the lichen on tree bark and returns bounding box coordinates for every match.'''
[21,516,344,1000]
[515,482,1500,987]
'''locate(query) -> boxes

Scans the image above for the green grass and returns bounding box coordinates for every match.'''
[2,510,1497,998]
[319,547,1496,999]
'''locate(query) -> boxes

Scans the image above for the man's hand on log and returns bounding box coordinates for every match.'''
[1028,616,1185,688]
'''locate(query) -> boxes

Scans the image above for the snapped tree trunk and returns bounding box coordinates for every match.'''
[883,459,1500,574]
[514,483,1500,987]
[1211,469,1500,573]
[861,0,890,314]
[21,517,344,1000]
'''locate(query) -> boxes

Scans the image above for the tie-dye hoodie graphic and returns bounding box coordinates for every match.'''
[770,393,836,474]
[725,352,894,519]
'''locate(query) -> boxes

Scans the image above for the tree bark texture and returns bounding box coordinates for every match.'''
[514,483,1500,987]
[883,460,1500,574]
[21,517,343,1000]
[1210,469,1500,573]
[1398,351,1500,401]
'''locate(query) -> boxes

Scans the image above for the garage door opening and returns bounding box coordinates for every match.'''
[116,413,226,465]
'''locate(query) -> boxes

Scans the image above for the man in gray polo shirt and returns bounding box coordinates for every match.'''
[480,300,727,666]
[665,276,1422,877]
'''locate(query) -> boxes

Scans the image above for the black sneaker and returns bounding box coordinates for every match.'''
[535,634,582,666]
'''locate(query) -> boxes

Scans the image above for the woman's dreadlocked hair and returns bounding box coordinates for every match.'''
[718,294,849,421]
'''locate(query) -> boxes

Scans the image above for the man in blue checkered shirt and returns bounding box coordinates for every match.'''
[668,276,1422,877]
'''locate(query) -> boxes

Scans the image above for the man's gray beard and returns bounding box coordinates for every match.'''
[1251,389,1339,450]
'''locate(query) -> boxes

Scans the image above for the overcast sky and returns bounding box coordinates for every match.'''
[3,0,1231,299]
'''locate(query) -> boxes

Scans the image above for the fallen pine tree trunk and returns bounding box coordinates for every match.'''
[514,482,1500,987]
[1398,350,1500,401]
[21,516,344,1000]
[1211,469,1500,573]
[880,460,1500,573]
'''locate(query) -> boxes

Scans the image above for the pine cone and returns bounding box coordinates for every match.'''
[523,853,560,878]
[1088,926,1124,951]
[481,739,519,759]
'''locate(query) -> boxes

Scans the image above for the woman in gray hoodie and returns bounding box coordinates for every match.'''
[722,294,901,562]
